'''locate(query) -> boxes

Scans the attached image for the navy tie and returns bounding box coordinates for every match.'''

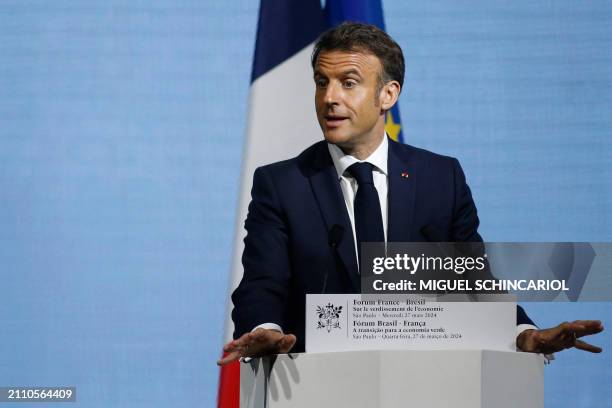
[347,162,385,264]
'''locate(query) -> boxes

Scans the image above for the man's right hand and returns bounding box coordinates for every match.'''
[217,328,297,366]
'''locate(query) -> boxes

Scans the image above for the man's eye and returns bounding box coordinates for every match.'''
[343,80,356,88]
[315,79,327,88]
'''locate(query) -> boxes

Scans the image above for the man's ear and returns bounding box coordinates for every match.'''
[379,80,401,111]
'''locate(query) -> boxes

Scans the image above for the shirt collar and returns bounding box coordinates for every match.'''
[327,133,389,180]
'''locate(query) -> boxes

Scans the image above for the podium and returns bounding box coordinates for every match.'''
[240,350,544,408]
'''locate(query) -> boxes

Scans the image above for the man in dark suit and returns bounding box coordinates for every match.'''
[218,22,602,366]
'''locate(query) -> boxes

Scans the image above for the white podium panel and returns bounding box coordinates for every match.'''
[240,350,544,408]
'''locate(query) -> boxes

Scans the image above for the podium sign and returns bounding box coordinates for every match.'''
[306,294,516,353]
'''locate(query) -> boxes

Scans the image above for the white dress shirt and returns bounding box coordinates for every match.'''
[327,134,389,265]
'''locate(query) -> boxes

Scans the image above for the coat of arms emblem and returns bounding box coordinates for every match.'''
[316,303,342,332]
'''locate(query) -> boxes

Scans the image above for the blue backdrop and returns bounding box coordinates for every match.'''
[0,1,610,407]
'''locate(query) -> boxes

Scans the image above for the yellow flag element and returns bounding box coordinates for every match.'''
[385,111,401,141]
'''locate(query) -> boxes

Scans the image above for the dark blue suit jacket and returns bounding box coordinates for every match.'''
[232,138,534,352]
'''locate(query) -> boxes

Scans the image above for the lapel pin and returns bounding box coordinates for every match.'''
[401,172,409,179]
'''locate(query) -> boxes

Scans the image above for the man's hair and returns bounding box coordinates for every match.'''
[311,22,405,91]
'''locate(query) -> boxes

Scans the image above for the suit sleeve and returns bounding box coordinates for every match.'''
[450,158,536,326]
[450,158,483,242]
[231,166,291,339]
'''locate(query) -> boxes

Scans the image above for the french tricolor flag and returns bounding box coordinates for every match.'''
[218,1,402,406]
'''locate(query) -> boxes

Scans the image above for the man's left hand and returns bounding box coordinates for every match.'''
[517,320,604,354]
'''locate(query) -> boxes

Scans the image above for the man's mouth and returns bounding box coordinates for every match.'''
[324,116,348,127]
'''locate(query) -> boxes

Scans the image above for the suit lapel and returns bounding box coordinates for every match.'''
[387,139,417,242]
[308,143,360,291]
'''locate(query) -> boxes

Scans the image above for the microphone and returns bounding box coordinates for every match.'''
[322,224,344,293]
[328,224,344,248]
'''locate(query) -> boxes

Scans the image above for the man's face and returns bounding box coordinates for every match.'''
[314,50,385,151]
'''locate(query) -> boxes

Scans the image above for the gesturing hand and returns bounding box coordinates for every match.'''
[517,320,604,354]
[217,328,297,366]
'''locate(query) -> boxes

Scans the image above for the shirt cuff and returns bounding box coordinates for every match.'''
[240,323,284,363]
[516,324,555,364]
[252,323,283,333]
